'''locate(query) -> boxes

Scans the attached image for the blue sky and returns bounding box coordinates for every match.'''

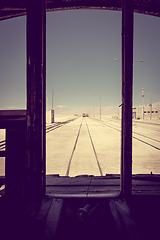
[0,9,160,111]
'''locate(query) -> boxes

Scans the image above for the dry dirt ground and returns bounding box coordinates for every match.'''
[46,115,160,176]
[0,115,160,177]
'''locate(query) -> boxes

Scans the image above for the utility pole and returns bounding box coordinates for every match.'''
[95,95,105,119]
[93,104,94,117]
[142,88,144,120]
[52,90,54,110]
[142,88,144,106]
[150,98,152,120]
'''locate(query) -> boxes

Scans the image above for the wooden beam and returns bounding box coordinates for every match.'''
[26,0,46,199]
[1,0,160,21]
[44,198,63,238]
[0,151,6,157]
[109,199,139,239]
[5,125,26,198]
[121,0,133,198]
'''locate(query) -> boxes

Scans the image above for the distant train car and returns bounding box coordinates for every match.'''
[82,113,89,117]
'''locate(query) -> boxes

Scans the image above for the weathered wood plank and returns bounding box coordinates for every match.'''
[132,185,160,191]
[121,0,134,198]
[0,110,26,117]
[25,0,46,199]
[46,186,89,194]
[132,180,160,186]
[0,151,6,157]
[24,197,55,240]
[46,176,121,186]
[46,176,160,196]
[5,126,26,198]
[133,190,160,195]
[0,110,26,129]
[44,198,63,239]
[46,176,160,187]
[109,199,123,237]
[109,199,139,240]
[34,196,53,222]
[46,176,91,186]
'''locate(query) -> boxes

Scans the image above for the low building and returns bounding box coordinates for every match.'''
[132,105,160,120]
[46,109,54,123]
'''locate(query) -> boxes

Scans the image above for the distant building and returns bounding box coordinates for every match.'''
[46,110,54,123]
[132,106,160,120]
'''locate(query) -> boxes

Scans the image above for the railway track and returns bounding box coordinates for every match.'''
[1,116,159,177]
[46,117,77,133]
[1,116,159,154]
[65,117,103,176]
[1,116,103,176]
[0,117,78,150]
[91,117,160,151]
[64,116,159,177]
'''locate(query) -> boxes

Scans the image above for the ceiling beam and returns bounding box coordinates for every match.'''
[0,0,160,21]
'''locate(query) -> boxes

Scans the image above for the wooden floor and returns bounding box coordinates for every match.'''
[46,174,160,197]
[0,174,160,240]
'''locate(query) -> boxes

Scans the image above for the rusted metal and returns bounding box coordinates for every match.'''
[26,0,46,199]
[121,0,133,198]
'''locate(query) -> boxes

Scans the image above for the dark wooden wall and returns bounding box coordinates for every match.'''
[0,0,134,199]
[26,0,46,199]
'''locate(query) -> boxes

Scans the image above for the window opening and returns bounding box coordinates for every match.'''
[0,16,26,197]
[0,7,160,197]
[46,10,122,178]
[132,13,160,175]
[0,129,5,197]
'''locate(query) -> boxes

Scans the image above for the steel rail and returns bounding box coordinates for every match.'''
[46,117,77,133]
[100,120,160,144]
[65,118,83,176]
[65,117,103,176]
[91,117,160,151]
[85,119,103,176]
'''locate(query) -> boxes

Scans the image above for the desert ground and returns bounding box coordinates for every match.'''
[0,115,160,177]
[46,115,160,176]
